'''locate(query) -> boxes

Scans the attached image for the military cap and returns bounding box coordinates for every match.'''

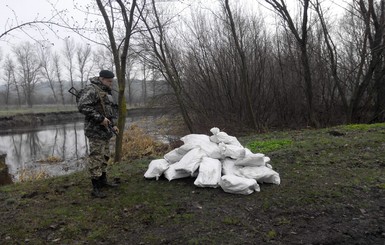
[99,70,115,78]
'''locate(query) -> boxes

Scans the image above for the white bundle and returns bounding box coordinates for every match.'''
[144,159,170,180]
[209,127,242,147]
[164,148,184,163]
[237,166,281,185]
[234,153,265,167]
[221,158,241,176]
[194,157,222,188]
[163,164,191,181]
[180,134,222,159]
[219,175,260,195]
[144,126,281,195]
[173,148,206,176]
[219,142,246,159]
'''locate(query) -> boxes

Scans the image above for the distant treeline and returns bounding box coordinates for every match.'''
[0,78,169,107]
[1,1,385,133]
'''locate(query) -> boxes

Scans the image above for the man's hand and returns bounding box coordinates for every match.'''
[101,117,111,127]
[113,126,119,134]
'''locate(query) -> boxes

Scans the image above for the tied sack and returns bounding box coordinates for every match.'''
[173,148,205,176]
[221,158,242,176]
[209,127,242,147]
[180,134,222,159]
[164,148,184,163]
[219,175,260,195]
[234,152,265,167]
[237,166,281,185]
[163,163,191,181]
[144,159,170,180]
[219,142,246,159]
[194,157,222,188]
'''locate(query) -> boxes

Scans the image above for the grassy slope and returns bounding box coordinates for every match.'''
[0,124,384,244]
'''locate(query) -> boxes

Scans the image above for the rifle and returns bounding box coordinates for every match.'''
[68,86,118,136]
[68,87,79,98]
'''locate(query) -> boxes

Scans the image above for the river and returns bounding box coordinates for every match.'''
[0,111,174,185]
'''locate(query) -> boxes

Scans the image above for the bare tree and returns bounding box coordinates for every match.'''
[76,43,92,88]
[63,38,76,102]
[223,0,258,129]
[13,42,41,108]
[95,0,138,162]
[39,46,58,104]
[265,0,319,127]
[53,52,66,105]
[356,0,385,122]
[3,56,16,106]
[139,0,194,132]
[93,47,114,71]
[312,0,349,122]
[125,50,137,106]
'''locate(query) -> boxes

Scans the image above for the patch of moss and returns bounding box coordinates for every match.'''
[266,229,277,239]
[341,123,385,131]
[246,139,292,153]
[222,216,241,225]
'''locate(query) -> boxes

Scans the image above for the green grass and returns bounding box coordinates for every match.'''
[340,123,385,131]
[246,139,292,153]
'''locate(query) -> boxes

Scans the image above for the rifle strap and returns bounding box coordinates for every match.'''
[91,84,107,118]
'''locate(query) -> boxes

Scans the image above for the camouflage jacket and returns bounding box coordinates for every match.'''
[78,77,118,140]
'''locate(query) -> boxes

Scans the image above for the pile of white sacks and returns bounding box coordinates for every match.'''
[144,127,280,195]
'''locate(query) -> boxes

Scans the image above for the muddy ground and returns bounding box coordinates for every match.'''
[0,123,384,244]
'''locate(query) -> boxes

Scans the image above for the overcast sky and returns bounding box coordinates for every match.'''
[0,0,345,67]
[0,0,95,56]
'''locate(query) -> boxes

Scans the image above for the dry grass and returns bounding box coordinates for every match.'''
[18,168,49,182]
[121,124,170,160]
[36,156,62,163]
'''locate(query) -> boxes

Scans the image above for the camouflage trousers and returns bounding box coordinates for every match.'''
[87,138,110,179]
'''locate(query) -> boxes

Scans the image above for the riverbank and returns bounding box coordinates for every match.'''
[0,111,83,129]
[0,107,170,130]
[0,123,384,244]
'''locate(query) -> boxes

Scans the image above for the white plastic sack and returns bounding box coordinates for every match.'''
[219,175,260,195]
[237,166,280,185]
[209,127,242,147]
[194,157,222,188]
[264,156,271,164]
[163,164,191,181]
[221,158,241,176]
[179,134,222,158]
[173,148,205,175]
[181,134,211,145]
[200,141,222,159]
[176,143,196,155]
[144,159,170,180]
[219,142,246,159]
[164,148,184,163]
[179,134,210,155]
[234,153,265,167]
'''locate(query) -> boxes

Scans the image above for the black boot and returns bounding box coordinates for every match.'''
[99,172,118,188]
[91,178,107,198]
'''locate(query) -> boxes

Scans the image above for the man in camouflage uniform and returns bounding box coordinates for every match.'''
[78,70,119,198]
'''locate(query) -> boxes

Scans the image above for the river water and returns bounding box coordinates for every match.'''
[0,113,173,185]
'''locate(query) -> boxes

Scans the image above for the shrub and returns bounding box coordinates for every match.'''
[121,124,170,160]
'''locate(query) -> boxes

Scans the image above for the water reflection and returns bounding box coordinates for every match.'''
[0,112,174,185]
[0,122,88,183]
